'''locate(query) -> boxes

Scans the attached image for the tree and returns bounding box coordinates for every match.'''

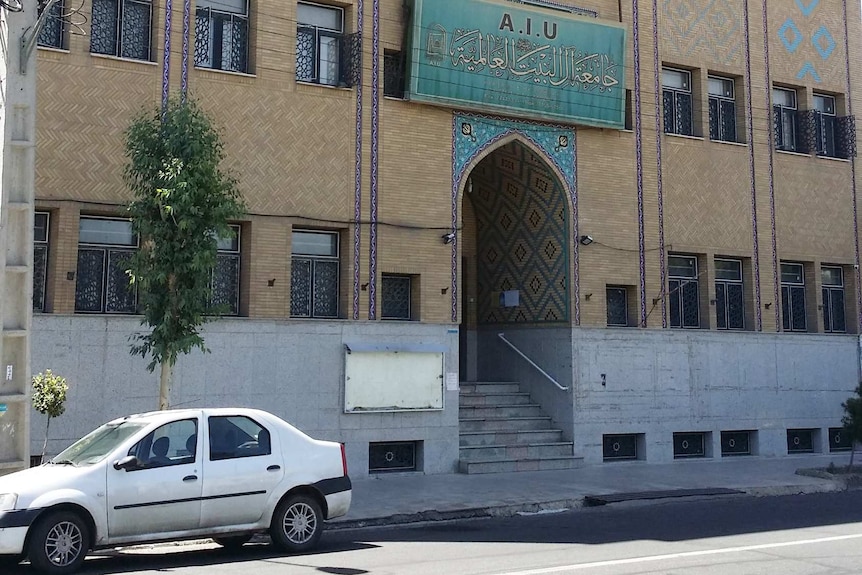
[32,370,68,461]
[125,97,245,410]
[841,383,862,469]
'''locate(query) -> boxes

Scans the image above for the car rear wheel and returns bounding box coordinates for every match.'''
[213,534,253,549]
[270,494,323,552]
[27,511,89,575]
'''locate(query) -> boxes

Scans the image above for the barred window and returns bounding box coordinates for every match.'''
[37,0,66,49]
[781,262,807,331]
[383,51,406,99]
[75,217,138,314]
[773,87,798,152]
[382,275,412,320]
[822,266,845,333]
[606,286,628,327]
[813,94,837,158]
[296,2,344,86]
[90,0,152,60]
[669,255,699,328]
[708,76,737,143]
[194,0,249,73]
[33,212,50,312]
[210,225,241,315]
[715,259,744,330]
[290,230,339,318]
[662,68,693,136]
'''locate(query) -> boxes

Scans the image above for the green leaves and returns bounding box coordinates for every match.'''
[124,97,246,375]
[32,370,68,420]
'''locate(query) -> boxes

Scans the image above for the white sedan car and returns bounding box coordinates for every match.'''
[0,408,352,574]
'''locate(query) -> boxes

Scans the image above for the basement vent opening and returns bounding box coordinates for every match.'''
[369,441,419,473]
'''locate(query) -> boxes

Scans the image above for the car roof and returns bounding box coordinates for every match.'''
[109,408,284,426]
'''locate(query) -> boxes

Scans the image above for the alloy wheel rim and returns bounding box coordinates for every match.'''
[283,502,317,544]
[44,520,83,567]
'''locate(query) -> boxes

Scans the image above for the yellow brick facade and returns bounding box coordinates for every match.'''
[33,0,862,335]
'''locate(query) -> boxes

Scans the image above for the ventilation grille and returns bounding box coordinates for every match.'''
[787,429,814,454]
[603,434,638,461]
[369,441,417,473]
[673,432,706,458]
[721,431,751,456]
[828,427,852,452]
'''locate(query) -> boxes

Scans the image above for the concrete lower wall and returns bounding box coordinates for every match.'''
[477,326,859,465]
[30,316,461,476]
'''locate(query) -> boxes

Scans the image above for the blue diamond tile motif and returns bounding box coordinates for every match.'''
[779,19,803,53]
[794,0,819,16]
[796,62,822,83]
[812,26,835,60]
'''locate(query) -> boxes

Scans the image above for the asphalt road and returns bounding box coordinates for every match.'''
[7,491,862,575]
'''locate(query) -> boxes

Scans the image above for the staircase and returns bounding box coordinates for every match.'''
[458,381,582,474]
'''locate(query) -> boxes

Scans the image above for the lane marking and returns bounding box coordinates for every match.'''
[494,532,862,574]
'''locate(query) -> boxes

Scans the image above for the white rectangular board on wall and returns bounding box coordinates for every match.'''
[344,343,445,412]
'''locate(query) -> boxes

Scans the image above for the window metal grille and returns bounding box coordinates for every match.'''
[673,432,706,458]
[382,275,411,320]
[90,0,152,61]
[296,2,361,87]
[812,94,837,158]
[715,259,744,330]
[75,218,138,314]
[33,212,49,312]
[708,76,736,142]
[773,87,798,152]
[369,441,417,472]
[37,0,65,48]
[822,266,845,333]
[602,434,637,460]
[210,225,241,315]
[383,51,406,99]
[836,115,857,159]
[194,1,248,73]
[721,431,751,456]
[606,286,628,327]
[290,230,339,318]
[828,427,852,452]
[669,255,699,328]
[662,68,693,136]
[787,429,814,453]
[780,262,806,331]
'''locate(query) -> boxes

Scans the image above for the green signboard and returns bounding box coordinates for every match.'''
[407,0,627,128]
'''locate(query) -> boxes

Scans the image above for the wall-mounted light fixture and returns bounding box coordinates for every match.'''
[267,278,276,287]
[442,232,456,245]
[579,235,594,246]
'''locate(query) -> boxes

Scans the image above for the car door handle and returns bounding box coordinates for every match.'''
[183,475,198,482]
[267,465,281,472]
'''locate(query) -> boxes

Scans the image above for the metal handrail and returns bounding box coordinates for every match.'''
[497,332,568,391]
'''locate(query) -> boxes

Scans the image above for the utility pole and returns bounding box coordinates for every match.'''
[0,0,38,475]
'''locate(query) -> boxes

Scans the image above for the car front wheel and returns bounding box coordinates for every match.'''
[27,511,89,575]
[270,494,323,552]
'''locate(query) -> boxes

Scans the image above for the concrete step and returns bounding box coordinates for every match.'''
[459,442,574,461]
[459,416,553,432]
[459,404,545,419]
[459,392,532,407]
[460,429,566,447]
[458,455,584,474]
[459,382,522,394]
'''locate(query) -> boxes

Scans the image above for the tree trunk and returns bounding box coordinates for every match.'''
[159,360,174,410]
[41,416,51,460]
[850,441,857,471]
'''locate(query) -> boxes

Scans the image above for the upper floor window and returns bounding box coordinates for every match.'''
[297,2,344,86]
[90,0,153,61]
[662,68,693,136]
[290,230,339,318]
[383,51,406,99]
[708,76,737,143]
[37,0,66,49]
[780,262,807,331]
[715,258,744,330]
[33,212,49,312]
[194,0,249,73]
[75,217,138,314]
[210,225,241,315]
[606,286,628,327]
[668,255,699,328]
[773,87,798,152]
[822,266,846,333]
[813,94,837,158]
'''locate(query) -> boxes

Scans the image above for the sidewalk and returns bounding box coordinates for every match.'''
[329,454,854,530]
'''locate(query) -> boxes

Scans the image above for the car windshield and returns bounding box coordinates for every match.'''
[52,420,150,466]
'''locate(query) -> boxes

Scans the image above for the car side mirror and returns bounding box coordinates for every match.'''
[113,455,140,471]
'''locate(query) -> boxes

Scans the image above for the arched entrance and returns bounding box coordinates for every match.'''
[451,115,578,381]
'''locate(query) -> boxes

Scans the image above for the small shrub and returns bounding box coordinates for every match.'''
[32,370,68,460]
